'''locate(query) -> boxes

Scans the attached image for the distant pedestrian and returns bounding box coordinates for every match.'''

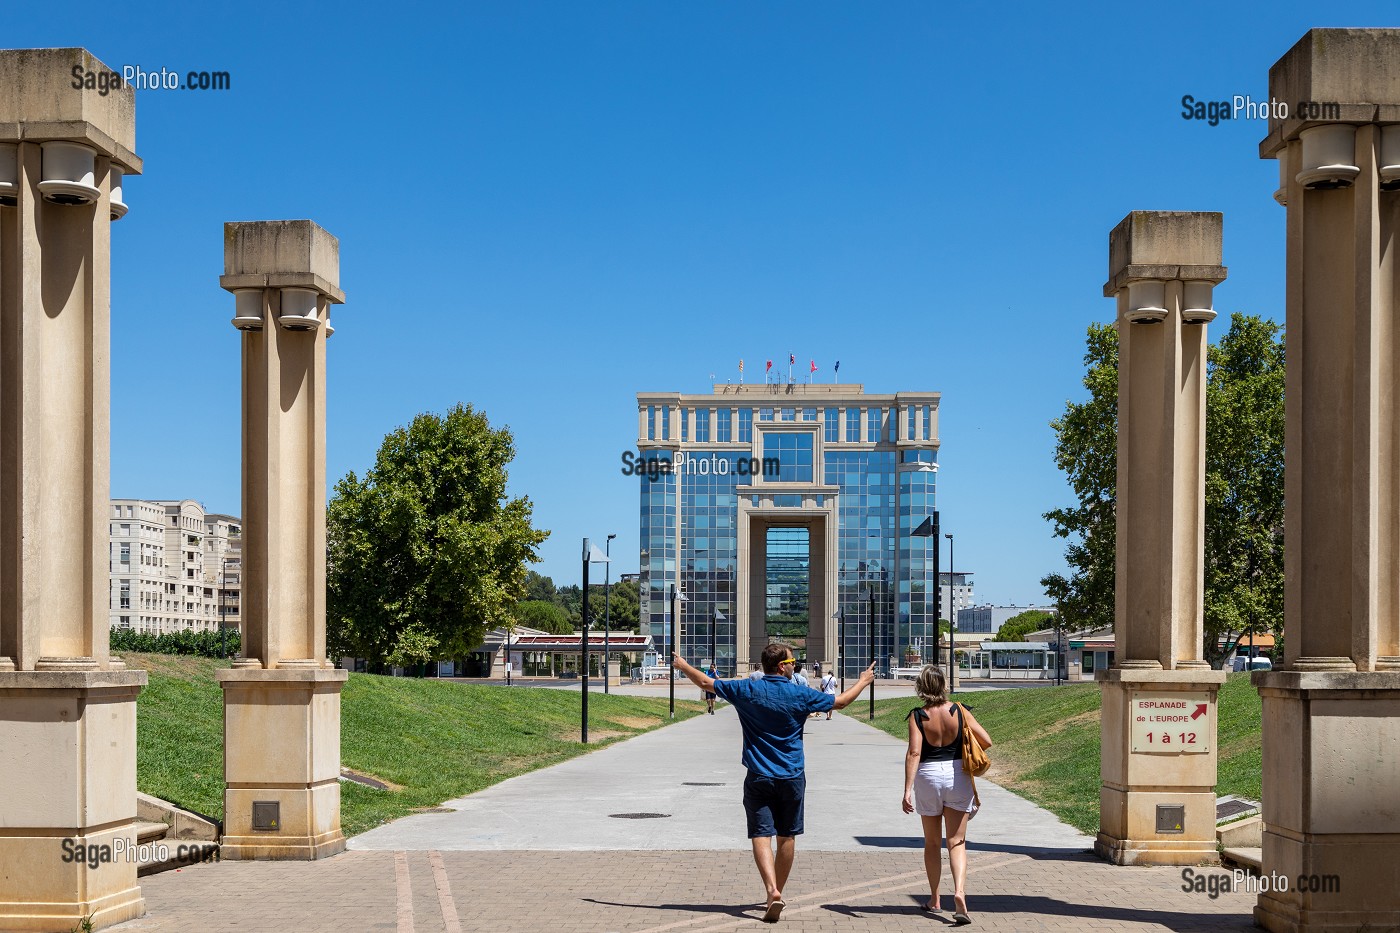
[902,666,991,925]
[704,665,718,714]
[812,662,822,681]
[819,669,839,720]
[791,662,809,689]
[675,646,875,922]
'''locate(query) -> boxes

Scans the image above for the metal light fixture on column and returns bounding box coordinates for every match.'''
[866,579,876,721]
[668,583,687,718]
[946,533,955,693]
[604,533,616,694]
[581,538,611,743]
[910,511,941,680]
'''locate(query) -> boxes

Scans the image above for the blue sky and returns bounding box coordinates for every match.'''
[11,2,1393,604]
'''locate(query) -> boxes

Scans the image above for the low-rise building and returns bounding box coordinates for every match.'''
[108,499,241,637]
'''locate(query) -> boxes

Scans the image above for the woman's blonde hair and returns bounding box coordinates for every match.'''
[915,665,947,704]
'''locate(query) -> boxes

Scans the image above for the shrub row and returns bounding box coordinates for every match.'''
[110,627,241,658]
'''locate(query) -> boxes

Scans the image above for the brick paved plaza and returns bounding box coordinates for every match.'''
[125,848,1256,932]
[114,708,1259,932]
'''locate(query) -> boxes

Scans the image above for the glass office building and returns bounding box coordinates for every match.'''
[636,384,940,676]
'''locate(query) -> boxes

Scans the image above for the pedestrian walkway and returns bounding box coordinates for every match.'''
[121,704,1258,932]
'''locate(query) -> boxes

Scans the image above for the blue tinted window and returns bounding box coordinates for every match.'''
[696,409,711,442]
[887,408,896,442]
[803,408,817,422]
[781,408,796,421]
[760,408,774,421]
[681,409,689,442]
[762,432,814,483]
[772,494,804,507]
[824,408,839,443]
[647,406,656,441]
[866,408,880,442]
[846,408,860,442]
[907,407,916,439]
[739,408,754,443]
[923,405,931,440]
[717,408,732,443]
[662,407,670,441]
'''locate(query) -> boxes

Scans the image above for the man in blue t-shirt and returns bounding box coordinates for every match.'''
[674,644,874,923]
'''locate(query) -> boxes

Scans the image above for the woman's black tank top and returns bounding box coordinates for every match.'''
[913,704,963,762]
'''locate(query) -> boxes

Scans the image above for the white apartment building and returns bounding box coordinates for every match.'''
[109,499,242,636]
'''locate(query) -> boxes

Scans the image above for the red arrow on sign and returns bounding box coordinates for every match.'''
[1191,704,1207,720]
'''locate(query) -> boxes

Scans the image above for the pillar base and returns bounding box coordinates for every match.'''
[1252,671,1400,933]
[217,667,348,861]
[1096,668,1226,867]
[0,670,148,932]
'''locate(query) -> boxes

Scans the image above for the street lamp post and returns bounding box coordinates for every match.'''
[668,583,685,719]
[910,512,941,685]
[946,533,955,693]
[838,608,846,692]
[220,556,230,659]
[604,533,616,694]
[581,537,592,743]
[866,580,875,721]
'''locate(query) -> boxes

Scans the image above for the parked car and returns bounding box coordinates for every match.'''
[1231,656,1272,672]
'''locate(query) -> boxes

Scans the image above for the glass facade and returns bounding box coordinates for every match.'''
[638,392,938,677]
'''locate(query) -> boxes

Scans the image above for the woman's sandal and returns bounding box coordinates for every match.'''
[922,899,944,914]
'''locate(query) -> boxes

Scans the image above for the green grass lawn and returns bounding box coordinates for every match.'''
[845,673,1263,835]
[129,653,704,837]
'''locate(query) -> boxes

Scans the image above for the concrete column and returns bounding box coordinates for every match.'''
[216,221,347,860]
[1253,29,1400,933]
[1095,211,1228,866]
[0,49,147,931]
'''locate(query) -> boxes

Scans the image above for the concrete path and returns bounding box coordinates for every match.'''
[349,704,1093,853]
[123,700,1260,932]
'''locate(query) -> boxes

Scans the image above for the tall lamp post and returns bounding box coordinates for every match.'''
[581,538,611,743]
[837,608,846,692]
[910,512,941,684]
[220,556,230,659]
[604,533,616,694]
[946,532,956,693]
[668,583,686,718]
[866,580,876,721]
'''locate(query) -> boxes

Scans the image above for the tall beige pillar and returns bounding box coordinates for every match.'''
[1095,212,1228,866]
[1253,29,1400,933]
[0,50,147,930]
[216,221,347,860]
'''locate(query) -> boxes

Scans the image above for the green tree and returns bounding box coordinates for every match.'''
[327,403,549,665]
[514,600,573,635]
[522,570,558,604]
[587,578,641,632]
[1041,323,1118,634]
[1041,315,1285,664]
[1203,316,1285,666]
[993,609,1055,643]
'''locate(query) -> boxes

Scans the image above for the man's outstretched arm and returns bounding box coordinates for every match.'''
[673,653,715,692]
[831,662,877,710]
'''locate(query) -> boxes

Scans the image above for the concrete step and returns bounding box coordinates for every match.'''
[135,821,168,845]
[1221,846,1262,873]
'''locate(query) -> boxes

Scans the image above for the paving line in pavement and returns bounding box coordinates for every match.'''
[395,850,414,933]
[429,850,462,933]
[628,853,1027,933]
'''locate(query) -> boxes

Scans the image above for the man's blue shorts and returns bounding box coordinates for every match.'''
[743,772,806,838]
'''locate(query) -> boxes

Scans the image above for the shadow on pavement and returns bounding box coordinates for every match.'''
[581,897,755,920]
[821,893,1255,931]
[854,836,1093,858]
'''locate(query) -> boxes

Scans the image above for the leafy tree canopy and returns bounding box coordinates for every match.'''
[327,403,548,665]
[514,600,573,635]
[993,609,1055,643]
[1042,315,1284,666]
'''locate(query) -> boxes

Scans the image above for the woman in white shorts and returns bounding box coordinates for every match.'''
[901,666,992,924]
